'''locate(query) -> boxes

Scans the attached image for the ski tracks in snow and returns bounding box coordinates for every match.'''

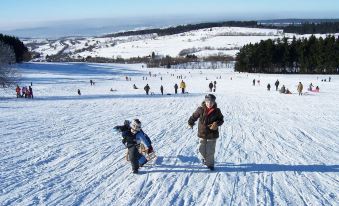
[1,63,338,205]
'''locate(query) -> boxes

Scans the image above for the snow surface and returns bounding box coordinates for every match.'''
[1,63,338,206]
[26,27,285,60]
[25,27,339,61]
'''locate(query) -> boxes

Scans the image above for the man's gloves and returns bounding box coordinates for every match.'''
[147,145,154,154]
[209,122,218,131]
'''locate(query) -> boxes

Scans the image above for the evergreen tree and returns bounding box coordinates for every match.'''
[235,35,338,74]
[0,34,30,62]
[0,41,17,88]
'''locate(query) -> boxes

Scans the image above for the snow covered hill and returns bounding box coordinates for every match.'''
[24,26,339,63]
[24,27,286,60]
[1,63,338,205]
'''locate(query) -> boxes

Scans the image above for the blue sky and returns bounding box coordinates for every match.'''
[1,0,338,29]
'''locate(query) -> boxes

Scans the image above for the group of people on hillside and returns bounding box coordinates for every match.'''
[16,85,34,99]
[264,79,322,95]
[143,80,186,95]
[272,80,296,95]
[320,77,331,82]
[115,94,224,174]
[279,85,292,94]
[308,83,320,92]
[269,79,291,94]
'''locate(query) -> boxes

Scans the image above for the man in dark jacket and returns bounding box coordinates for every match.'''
[144,84,150,95]
[160,85,164,95]
[174,84,178,94]
[188,94,224,170]
[267,83,271,91]
[275,80,279,91]
[209,82,213,92]
[29,86,33,98]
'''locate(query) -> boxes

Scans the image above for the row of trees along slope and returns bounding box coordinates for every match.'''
[261,21,339,34]
[0,34,31,88]
[235,35,339,74]
[103,21,339,38]
[103,21,258,37]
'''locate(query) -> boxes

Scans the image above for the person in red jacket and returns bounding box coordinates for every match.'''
[188,94,224,171]
[16,85,21,98]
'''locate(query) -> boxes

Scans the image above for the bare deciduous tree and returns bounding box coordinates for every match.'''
[0,41,17,88]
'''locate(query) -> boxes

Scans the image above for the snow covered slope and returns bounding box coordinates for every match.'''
[24,27,285,60]
[1,63,338,205]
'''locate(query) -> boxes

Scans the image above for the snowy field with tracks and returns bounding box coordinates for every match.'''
[1,63,338,205]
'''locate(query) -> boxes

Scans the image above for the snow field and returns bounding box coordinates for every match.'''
[0,63,338,205]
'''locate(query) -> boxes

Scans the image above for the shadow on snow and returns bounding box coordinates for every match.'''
[149,156,339,173]
[16,62,144,77]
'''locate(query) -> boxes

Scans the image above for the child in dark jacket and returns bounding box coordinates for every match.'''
[116,119,153,174]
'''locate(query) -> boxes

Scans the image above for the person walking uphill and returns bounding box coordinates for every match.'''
[188,94,224,171]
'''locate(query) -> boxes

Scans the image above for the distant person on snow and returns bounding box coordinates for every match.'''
[180,80,186,94]
[188,94,224,171]
[209,82,213,92]
[275,80,279,91]
[29,86,33,98]
[144,84,150,95]
[315,86,320,92]
[174,83,178,94]
[78,89,81,95]
[253,79,255,86]
[160,85,164,95]
[22,86,27,98]
[121,119,153,174]
[267,84,271,91]
[280,85,286,94]
[26,89,31,98]
[297,82,303,96]
[16,85,21,98]
[213,81,217,92]
[133,84,138,89]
